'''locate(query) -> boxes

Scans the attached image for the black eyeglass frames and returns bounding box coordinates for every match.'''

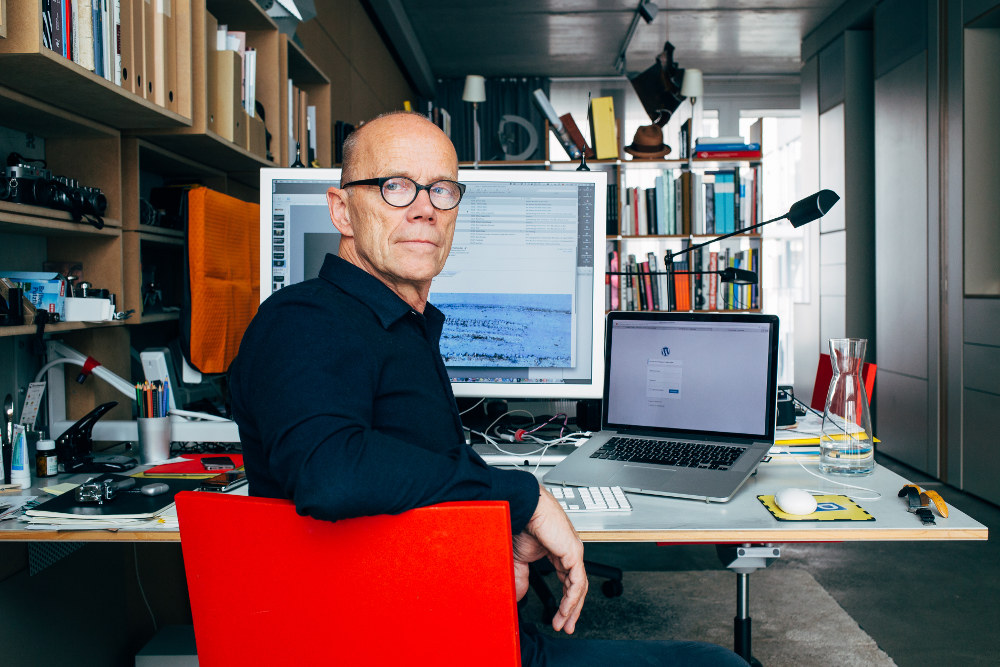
[341,176,467,210]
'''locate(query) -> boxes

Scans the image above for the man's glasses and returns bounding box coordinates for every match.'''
[342,176,466,210]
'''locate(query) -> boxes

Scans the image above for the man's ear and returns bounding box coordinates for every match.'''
[327,187,353,236]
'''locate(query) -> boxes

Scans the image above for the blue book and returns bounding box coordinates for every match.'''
[654,174,666,236]
[694,142,761,152]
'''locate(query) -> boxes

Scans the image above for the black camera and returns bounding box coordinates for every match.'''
[3,156,107,228]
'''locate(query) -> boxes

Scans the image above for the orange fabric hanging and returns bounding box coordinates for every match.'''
[186,186,259,373]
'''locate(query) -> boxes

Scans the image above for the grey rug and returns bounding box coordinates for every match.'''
[520,567,895,666]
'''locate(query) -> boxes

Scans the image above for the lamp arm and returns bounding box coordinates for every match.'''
[668,212,785,262]
[41,341,137,402]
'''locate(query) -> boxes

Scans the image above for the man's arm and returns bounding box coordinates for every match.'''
[511,484,589,634]
[231,295,540,531]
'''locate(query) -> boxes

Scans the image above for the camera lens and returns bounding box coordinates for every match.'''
[31,177,57,208]
[83,187,108,216]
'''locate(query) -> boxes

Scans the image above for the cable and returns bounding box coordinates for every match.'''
[778,422,882,502]
[459,397,485,416]
[133,543,158,632]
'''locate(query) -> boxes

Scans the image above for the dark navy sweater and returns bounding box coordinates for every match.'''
[229,253,540,532]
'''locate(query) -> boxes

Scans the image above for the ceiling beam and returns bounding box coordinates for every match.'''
[366,0,437,98]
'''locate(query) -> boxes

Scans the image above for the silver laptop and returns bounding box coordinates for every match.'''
[543,311,779,502]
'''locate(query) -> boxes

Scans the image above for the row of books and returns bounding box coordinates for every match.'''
[619,165,762,237]
[216,26,257,120]
[42,0,120,84]
[288,81,317,166]
[607,245,760,312]
[41,0,182,113]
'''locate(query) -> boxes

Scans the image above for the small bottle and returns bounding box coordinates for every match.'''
[36,439,58,478]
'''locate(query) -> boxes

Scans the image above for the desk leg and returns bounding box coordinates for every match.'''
[717,544,780,667]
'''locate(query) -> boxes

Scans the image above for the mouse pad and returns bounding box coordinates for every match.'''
[758,494,875,521]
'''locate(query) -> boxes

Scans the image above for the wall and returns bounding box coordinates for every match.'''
[296,0,417,130]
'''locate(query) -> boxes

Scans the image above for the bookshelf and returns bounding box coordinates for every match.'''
[611,157,764,313]
[0,0,332,425]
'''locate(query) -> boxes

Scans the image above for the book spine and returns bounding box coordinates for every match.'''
[695,150,762,160]
[708,251,718,311]
[646,251,660,311]
[609,247,620,310]
[694,142,761,152]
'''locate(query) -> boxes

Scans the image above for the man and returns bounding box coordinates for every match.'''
[230,111,746,666]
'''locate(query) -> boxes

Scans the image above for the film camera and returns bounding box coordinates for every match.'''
[3,155,107,229]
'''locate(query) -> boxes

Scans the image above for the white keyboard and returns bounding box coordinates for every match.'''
[546,485,632,512]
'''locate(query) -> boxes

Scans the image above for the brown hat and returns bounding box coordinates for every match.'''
[624,124,672,159]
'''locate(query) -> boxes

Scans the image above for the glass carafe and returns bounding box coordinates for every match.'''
[818,338,875,476]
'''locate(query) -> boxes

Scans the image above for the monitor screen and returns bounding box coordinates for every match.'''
[259,168,607,399]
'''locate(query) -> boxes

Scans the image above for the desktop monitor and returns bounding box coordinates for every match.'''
[260,168,607,399]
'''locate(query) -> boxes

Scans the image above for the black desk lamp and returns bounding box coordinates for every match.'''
[664,189,841,284]
[608,189,840,307]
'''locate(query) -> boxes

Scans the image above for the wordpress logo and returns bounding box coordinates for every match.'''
[661,347,670,356]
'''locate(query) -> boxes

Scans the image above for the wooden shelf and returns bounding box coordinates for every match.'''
[131,311,181,324]
[0,319,124,338]
[206,0,276,31]
[0,202,121,236]
[619,233,762,240]
[141,131,273,179]
[0,51,189,130]
[287,38,329,85]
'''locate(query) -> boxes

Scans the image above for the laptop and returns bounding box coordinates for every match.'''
[543,311,779,502]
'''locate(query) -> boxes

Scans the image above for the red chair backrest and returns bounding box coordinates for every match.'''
[810,352,877,412]
[177,492,521,666]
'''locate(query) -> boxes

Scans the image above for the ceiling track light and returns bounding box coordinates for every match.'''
[615,1,660,74]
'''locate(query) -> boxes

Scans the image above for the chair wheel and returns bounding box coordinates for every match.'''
[601,579,624,598]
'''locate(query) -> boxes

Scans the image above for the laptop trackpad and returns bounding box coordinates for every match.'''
[611,465,673,489]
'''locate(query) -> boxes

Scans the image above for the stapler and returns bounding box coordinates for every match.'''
[56,402,137,473]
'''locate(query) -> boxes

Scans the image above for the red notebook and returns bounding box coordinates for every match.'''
[144,453,244,476]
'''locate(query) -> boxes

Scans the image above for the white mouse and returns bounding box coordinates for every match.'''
[774,488,818,515]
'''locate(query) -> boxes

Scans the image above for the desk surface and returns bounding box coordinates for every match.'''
[0,461,987,543]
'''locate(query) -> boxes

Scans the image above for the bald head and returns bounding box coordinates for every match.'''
[326,111,462,313]
[341,111,458,184]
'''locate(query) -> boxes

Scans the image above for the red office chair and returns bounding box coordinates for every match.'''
[176,492,521,666]
[810,352,877,412]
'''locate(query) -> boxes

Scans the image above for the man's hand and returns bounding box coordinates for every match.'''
[512,485,588,634]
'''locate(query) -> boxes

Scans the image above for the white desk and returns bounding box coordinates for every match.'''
[1,460,987,666]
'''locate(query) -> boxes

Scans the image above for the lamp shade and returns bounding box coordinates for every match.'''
[462,75,486,103]
[785,189,841,228]
[680,68,703,99]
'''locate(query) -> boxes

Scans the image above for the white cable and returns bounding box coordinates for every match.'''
[459,398,485,416]
[783,451,882,502]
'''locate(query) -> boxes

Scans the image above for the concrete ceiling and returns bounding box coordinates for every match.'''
[367,1,849,95]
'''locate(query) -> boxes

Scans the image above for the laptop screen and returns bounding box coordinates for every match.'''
[603,313,778,440]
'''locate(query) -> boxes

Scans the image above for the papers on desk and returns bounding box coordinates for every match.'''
[21,474,199,531]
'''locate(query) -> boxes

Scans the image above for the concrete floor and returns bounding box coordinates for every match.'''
[583,454,1000,666]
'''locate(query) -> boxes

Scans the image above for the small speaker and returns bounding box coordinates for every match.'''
[575,399,603,432]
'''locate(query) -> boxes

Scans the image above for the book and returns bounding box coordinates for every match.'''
[694,142,761,152]
[26,474,200,520]
[559,113,595,158]
[707,251,718,311]
[608,248,620,310]
[695,150,763,160]
[589,96,618,160]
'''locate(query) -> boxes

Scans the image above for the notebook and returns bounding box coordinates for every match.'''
[543,311,779,502]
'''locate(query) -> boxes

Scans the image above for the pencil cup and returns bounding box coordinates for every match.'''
[138,417,172,464]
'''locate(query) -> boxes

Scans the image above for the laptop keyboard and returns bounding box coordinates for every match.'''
[546,485,632,512]
[590,436,745,471]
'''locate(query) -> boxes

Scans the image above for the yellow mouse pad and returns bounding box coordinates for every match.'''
[758,495,875,521]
